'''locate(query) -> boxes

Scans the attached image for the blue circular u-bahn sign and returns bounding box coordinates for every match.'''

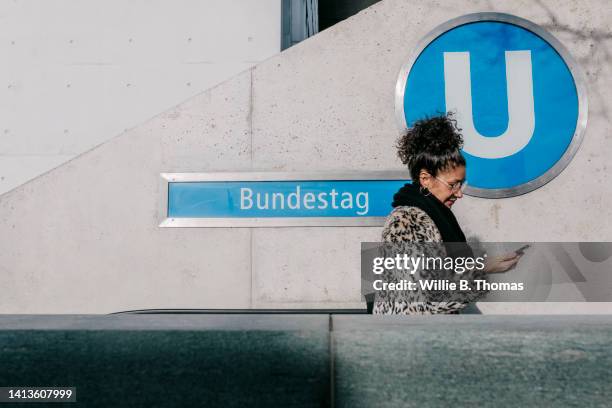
[395,13,587,198]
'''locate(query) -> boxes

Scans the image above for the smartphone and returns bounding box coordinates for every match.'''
[514,244,531,255]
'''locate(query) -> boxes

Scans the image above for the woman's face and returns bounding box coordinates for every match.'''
[419,165,466,208]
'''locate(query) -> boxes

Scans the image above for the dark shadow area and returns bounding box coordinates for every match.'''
[318,0,382,32]
[0,330,329,407]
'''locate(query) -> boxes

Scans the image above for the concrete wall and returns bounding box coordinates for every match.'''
[1,0,611,313]
[0,0,280,195]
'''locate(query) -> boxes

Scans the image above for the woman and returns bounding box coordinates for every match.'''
[372,114,521,315]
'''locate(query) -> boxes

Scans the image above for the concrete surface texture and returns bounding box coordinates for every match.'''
[0,0,280,195]
[333,315,612,407]
[1,315,611,407]
[1,0,611,313]
[0,315,331,407]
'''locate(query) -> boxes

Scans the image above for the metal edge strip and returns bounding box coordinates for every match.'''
[161,170,411,182]
[160,217,388,228]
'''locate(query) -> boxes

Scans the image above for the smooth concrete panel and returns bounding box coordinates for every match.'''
[0,0,280,195]
[251,20,400,171]
[0,70,254,313]
[0,62,256,155]
[252,227,380,308]
[158,69,254,171]
[0,154,74,194]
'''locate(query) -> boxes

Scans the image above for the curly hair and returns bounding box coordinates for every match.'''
[397,113,466,184]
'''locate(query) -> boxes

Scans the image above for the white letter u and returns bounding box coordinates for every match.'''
[443,51,535,159]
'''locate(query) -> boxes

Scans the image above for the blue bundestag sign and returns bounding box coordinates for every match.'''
[396,13,587,198]
[160,173,409,227]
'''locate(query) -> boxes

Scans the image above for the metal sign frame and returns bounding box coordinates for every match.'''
[394,12,588,198]
[159,171,410,228]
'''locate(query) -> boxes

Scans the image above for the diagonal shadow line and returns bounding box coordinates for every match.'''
[551,245,587,283]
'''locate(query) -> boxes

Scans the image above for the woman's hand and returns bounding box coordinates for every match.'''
[484,252,522,274]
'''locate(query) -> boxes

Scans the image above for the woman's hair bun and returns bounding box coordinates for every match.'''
[396,113,466,181]
[397,113,463,166]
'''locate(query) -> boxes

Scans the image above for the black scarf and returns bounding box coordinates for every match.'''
[391,182,468,244]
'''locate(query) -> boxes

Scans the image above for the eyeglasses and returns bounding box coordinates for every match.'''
[434,175,467,193]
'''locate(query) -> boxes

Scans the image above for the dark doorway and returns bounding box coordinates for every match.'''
[318,0,382,31]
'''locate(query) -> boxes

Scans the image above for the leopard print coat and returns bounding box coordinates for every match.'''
[372,206,488,315]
